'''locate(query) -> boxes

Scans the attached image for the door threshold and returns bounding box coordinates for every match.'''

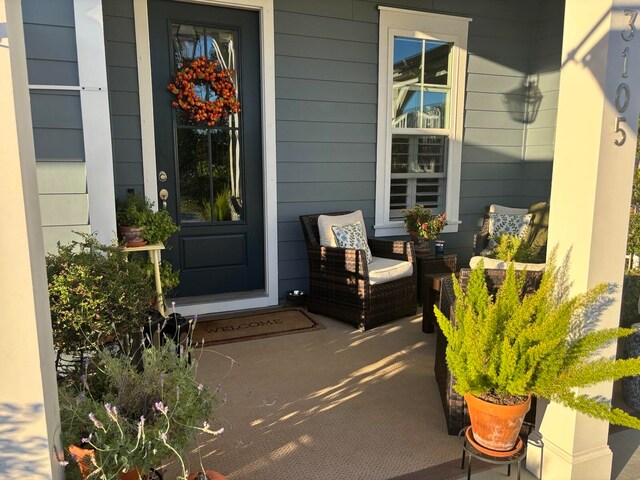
[169,290,273,317]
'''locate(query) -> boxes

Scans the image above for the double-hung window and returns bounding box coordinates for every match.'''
[375,7,470,236]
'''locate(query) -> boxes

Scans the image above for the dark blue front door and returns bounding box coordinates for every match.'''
[149,0,264,297]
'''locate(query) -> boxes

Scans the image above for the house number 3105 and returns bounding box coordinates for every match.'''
[615,10,637,146]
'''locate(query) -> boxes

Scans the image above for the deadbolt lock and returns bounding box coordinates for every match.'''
[158,171,168,182]
[159,189,169,210]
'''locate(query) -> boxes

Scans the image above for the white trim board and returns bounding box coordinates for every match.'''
[74,0,117,244]
[133,0,279,314]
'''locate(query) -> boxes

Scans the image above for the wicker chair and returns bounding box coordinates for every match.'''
[299,212,417,331]
[434,267,543,435]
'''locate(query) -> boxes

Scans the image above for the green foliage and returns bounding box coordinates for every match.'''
[46,234,156,354]
[214,187,231,222]
[143,209,179,244]
[491,234,535,263]
[434,257,640,429]
[116,193,179,244]
[58,340,219,479]
[402,204,447,240]
[141,260,181,293]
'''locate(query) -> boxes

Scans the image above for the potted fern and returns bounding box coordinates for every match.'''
[434,257,640,454]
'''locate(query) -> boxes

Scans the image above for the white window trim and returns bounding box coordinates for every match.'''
[374,7,470,237]
[133,0,278,314]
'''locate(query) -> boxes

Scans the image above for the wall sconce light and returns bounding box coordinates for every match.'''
[504,76,543,124]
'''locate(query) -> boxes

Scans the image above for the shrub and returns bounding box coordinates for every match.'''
[46,234,156,354]
[58,339,220,479]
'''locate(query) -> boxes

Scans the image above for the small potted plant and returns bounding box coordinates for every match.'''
[116,193,179,247]
[57,338,224,479]
[434,256,640,454]
[402,205,447,254]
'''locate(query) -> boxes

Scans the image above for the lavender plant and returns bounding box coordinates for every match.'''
[57,338,222,479]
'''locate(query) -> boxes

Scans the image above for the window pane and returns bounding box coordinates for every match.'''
[177,128,243,224]
[392,37,450,129]
[389,177,445,220]
[177,128,211,224]
[391,135,446,174]
[423,41,450,86]
[211,129,243,222]
[172,24,239,128]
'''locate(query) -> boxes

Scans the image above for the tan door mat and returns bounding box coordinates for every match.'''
[191,307,323,346]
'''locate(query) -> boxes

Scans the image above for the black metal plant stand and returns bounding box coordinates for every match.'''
[458,427,527,480]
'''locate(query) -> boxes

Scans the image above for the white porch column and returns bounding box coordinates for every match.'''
[0,1,63,478]
[526,1,640,479]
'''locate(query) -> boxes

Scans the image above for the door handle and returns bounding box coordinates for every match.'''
[159,189,169,210]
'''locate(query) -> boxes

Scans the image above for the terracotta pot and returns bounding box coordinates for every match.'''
[120,467,146,480]
[119,226,148,247]
[68,445,150,480]
[188,471,228,480]
[68,445,94,479]
[464,393,531,452]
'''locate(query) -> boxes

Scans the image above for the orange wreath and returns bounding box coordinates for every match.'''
[167,56,240,127]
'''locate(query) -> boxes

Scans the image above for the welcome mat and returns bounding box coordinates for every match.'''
[191,307,323,346]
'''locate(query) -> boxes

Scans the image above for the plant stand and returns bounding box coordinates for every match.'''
[458,427,526,480]
[122,242,167,317]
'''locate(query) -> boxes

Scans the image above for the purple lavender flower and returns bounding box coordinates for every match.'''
[154,401,169,414]
[197,383,204,392]
[88,412,103,429]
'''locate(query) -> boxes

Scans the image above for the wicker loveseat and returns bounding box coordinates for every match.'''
[434,267,543,435]
[299,212,417,331]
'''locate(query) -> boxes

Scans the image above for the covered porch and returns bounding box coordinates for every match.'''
[3,0,640,478]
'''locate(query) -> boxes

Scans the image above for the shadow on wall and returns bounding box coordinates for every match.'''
[0,403,52,479]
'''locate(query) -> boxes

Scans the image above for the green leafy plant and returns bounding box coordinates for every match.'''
[402,205,447,240]
[490,234,535,263]
[434,257,640,428]
[213,187,231,222]
[46,234,156,354]
[58,339,221,479]
[141,260,181,293]
[116,193,179,244]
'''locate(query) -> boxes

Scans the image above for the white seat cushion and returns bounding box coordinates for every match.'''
[469,256,546,272]
[368,256,413,285]
[318,210,367,247]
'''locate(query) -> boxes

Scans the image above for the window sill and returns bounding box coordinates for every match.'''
[373,220,460,237]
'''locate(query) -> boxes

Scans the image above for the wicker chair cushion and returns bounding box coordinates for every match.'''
[318,210,367,247]
[469,256,546,271]
[489,204,529,215]
[331,221,373,263]
[368,256,413,285]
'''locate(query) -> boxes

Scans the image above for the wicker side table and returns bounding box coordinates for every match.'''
[415,253,457,333]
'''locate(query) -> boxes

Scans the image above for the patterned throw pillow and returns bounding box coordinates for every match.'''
[488,213,533,249]
[331,221,373,264]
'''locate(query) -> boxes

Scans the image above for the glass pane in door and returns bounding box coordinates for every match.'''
[172,22,243,224]
[177,128,211,223]
[172,24,239,129]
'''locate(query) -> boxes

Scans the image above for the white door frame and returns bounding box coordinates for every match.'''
[133,0,278,316]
